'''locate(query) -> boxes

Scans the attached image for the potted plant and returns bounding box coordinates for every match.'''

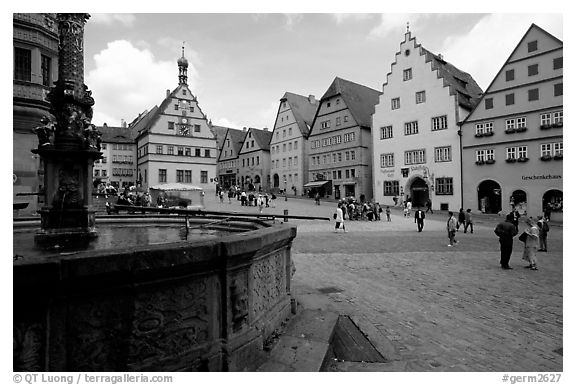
[553,154,563,160]
[505,128,516,134]
[517,157,529,163]
[485,159,496,164]
[475,160,485,165]
[540,154,553,161]
[474,133,484,138]
[552,122,563,128]
[516,126,527,133]
[483,131,494,136]
[540,124,552,130]
[505,158,517,163]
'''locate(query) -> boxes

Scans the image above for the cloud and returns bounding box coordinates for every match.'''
[257,101,279,130]
[369,13,430,39]
[90,13,136,27]
[440,13,563,90]
[283,14,303,30]
[86,40,199,126]
[212,117,242,130]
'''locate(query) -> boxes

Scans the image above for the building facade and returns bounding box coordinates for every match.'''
[461,24,563,220]
[13,13,59,214]
[133,49,217,193]
[237,128,273,192]
[270,92,318,196]
[372,30,482,211]
[93,124,137,189]
[217,128,246,188]
[307,77,381,201]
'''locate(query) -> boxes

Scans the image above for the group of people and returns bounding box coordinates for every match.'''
[337,197,385,222]
[494,213,550,271]
[216,185,278,212]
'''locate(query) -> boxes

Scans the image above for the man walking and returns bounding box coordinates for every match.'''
[447,211,458,246]
[464,209,474,234]
[425,198,433,214]
[414,208,425,232]
[457,208,466,231]
[385,206,391,222]
[334,203,346,233]
[537,216,549,252]
[494,213,518,269]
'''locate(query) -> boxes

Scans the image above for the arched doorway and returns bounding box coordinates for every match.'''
[273,174,279,189]
[510,189,527,215]
[477,180,502,214]
[409,177,429,208]
[542,189,563,213]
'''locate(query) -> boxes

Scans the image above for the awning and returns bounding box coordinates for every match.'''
[303,180,331,188]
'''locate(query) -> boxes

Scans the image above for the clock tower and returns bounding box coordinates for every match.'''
[177,45,188,86]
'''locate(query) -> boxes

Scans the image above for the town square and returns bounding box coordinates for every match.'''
[11,8,565,381]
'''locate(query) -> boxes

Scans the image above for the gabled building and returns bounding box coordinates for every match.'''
[372,29,482,211]
[460,24,563,220]
[93,123,137,189]
[132,48,217,192]
[210,123,231,183]
[237,127,273,192]
[270,92,318,196]
[307,77,381,200]
[217,127,246,188]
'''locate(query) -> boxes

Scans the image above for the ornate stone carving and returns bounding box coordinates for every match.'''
[52,166,82,209]
[230,272,249,332]
[251,249,287,320]
[13,323,44,372]
[32,116,56,147]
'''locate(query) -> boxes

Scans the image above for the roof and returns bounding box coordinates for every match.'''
[228,128,247,153]
[248,128,273,151]
[210,125,232,150]
[281,92,319,137]
[98,125,137,143]
[317,77,382,129]
[420,47,483,110]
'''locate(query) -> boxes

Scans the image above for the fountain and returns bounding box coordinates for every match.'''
[14,13,297,372]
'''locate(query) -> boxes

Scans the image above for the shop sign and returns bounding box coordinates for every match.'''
[521,174,562,181]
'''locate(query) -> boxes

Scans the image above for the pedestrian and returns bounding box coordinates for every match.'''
[406,200,412,217]
[520,217,540,270]
[414,208,425,232]
[240,191,247,206]
[228,189,234,204]
[494,213,518,269]
[511,209,520,232]
[264,193,270,208]
[446,211,457,246]
[315,192,321,205]
[425,198,433,214]
[271,193,277,208]
[457,208,466,231]
[258,194,264,213]
[544,203,552,221]
[537,216,549,252]
[464,209,474,234]
[385,206,391,222]
[219,190,225,203]
[334,203,346,233]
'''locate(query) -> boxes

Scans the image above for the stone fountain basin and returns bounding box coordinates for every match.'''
[13,216,297,372]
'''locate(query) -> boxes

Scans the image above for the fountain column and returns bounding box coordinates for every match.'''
[32,13,101,247]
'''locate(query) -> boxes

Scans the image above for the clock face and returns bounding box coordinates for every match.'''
[182,118,188,124]
[179,125,189,135]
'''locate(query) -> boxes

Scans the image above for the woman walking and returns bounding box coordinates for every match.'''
[334,203,346,233]
[521,217,540,270]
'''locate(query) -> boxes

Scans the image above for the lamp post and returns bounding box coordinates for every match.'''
[284,177,287,201]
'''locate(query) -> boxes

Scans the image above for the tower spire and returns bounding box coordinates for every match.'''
[177,42,189,85]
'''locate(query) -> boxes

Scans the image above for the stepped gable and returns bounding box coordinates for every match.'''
[420,47,483,110]
[283,92,319,137]
[321,77,382,129]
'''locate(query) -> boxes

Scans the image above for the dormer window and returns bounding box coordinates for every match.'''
[528,40,538,53]
[174,104,179,110]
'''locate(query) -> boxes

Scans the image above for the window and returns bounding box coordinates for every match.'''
[167,146,174,155]
[380,153,394,168]
[345,170,350,178]
[288,127,292,136]
[518,146,528,159]
[436,178,453,195]
[194,125,201,132]
[201,171,208,183]
[380,126,393,139]
[485,98,493,110]
[528,88,539,101]
[102,157,107,163]
[350,151,356,160]
[505,69,515,81]
[294,141,298,150]
[333,171,337,179]
[505,93,515,105]
[332,154,336,163]
[527,40,538,52]
[404,149,425,165]
[476,123,485,135]
[383,181,400,196]
[159,169,167,183]
[343,132,356,142]
[14,47,31,81]
[553,57,563,70]
[434,146,451,162]
[338,153,342,162]
[528,64,539,76]
[403,68,413,81]
[431,115,448,131]
[174,104,179,111]
[344,115,349,122]
[553,111,563,124]
[553,142,563,156]
[94,170,100,177]
[156,145,163,154]
[415,91,426,104]
[101,143,107,150]
[506,147,517,160]
[185,147,191,156]
[177,147,184,156]
[391,98,400,110]
[541,143,552,157]
[102,170,107,177]
[516,117,527,128]
[337,170,342,179]
[257,156,260,165]
[336,117,341,126]
[185,170,192,183]
[554,83,563,96]
[41,55,52,87]
[177,170,184,183]
[351,169,355,178]
[168,122,175,130]
[345,151,350,161]
[283,143,286,152]
[404,121,419,135]
[203,149,210,158]
[485,122,494,134]
[476,149,494,162]
[321,120,331,129]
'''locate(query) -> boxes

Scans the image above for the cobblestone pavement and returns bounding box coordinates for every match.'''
[204,195,563,372]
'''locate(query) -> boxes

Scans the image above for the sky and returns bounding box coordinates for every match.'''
[78,10,563,130]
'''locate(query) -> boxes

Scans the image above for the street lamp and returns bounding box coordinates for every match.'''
[284,177,287,201]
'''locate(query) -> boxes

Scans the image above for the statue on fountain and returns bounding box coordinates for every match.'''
[32,116,56,147]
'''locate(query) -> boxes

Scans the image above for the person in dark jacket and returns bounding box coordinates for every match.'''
[494,213,519,269]
[414,208,425,232]
[457,208,466,231]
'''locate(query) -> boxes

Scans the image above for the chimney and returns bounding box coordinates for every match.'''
[243,127,247,132]
[308,95,316,104]
[437,53,444,61]
[120,119,126,128]
[166,89,170,98]
[263,127,268,131]
[103,123,108,128]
